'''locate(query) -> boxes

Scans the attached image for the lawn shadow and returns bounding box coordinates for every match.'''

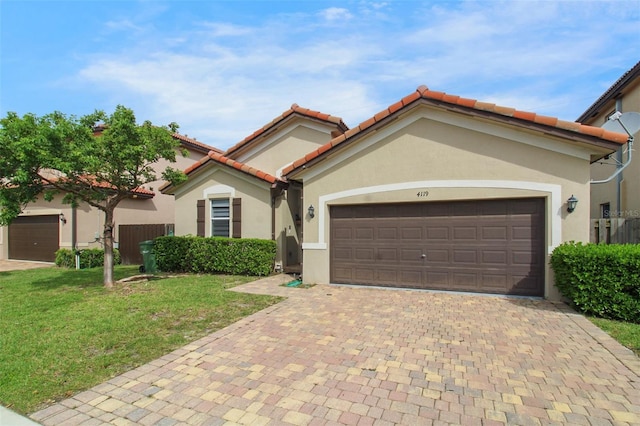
[0,266,141,290]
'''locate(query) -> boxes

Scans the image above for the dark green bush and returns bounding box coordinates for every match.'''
[153,235,196,273]
[550,242,640,323]
[55,248,121,269]
[154,236,276,276]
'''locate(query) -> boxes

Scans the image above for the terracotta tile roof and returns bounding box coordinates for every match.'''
[49,175,155,198]
[172,133,221,154]
[224,104,349,157]
[160,150,282,193]
[577,60,640,123]
[92,126,220,154]
[282,85,629,177]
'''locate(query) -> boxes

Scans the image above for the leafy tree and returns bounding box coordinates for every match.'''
[0,105,187,287]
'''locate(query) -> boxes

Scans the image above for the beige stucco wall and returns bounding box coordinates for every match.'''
[297,108,597,300]
[172,167,272,241]
[587,78,640,218]
[232,119,335,175]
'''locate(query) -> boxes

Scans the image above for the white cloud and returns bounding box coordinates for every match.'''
[319,7,353,22]
[73,1,640,149]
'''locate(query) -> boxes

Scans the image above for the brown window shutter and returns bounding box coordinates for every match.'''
[232,198,241,238]
[197,199,205,237]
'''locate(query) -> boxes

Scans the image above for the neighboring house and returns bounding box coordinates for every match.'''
[0,133,219,264]
[577,60,640,219]
[163,85,626,300]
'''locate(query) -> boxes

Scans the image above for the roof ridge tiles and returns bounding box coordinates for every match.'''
[224,104,348,156]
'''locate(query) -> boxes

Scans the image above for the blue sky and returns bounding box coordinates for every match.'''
[1,1,639,150]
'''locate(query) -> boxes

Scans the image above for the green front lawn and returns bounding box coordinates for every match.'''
[0,266,282,414]
[589,317,640,356]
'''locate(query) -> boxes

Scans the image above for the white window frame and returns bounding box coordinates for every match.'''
[210,198,231,237]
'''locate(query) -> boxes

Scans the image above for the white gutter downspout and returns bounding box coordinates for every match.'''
[591,112,634,185]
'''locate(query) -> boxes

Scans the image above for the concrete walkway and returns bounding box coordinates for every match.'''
[0,259,53,272]
[30,275,639,425]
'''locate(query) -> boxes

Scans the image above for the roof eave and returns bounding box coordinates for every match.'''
[284,97,626,178]
[576,61,640,123]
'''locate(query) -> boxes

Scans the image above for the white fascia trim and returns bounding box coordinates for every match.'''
[302,180,562,255]
[297,110,593,182]
[234,121,333,164]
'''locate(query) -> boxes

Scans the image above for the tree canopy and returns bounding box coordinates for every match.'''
[0,105,187,285]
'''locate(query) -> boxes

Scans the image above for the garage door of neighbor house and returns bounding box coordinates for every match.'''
[8,215,60,262]
[118,224,173,265]
[330,198,545,296]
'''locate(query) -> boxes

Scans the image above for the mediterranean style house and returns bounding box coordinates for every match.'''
[577,60,640,220]
[162,85,626,300]
[0,133,218,264]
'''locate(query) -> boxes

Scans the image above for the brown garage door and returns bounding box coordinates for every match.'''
[330,198,545,296]
[9,215,60,262]
[118,224,172,265]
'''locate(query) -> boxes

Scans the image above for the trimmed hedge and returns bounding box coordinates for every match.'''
[55,248,121,269]
[154,236,276,276]
[550,242,640,323]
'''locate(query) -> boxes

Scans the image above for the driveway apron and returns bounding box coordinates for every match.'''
[31,275,640,425]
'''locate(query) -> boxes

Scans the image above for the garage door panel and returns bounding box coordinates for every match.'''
[401,227,422,239]
[8,215,59,262]
[482,226,508,240]
[482,274,508,290]
[426,249,449,262]
[426,226,449,239]
[355,227,374,240]
[377,269,398,282]
[400,248,422,262]
[333,227,353,239]
[424,271,451,288]
[453,250,477,264]
[354,248,374,261]
[481,202,508,215]
[355,268,374,281]
[400,270,422,285]
[453,227,477,240]
[483,250,507,264]
[333,247,352,260]
[452,272,478,288]
[378,227,398,239]
[333,267,353,281]
[512,226,537,240]
[330,198,544,296]
[512,251,535,265]
[377,248,397,261]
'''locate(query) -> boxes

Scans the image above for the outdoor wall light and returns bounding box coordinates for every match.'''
[567,195,578,213]
[308,204,315,219]
[59,213,67,224]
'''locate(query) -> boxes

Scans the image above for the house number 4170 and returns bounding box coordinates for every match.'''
[417,190,429,197]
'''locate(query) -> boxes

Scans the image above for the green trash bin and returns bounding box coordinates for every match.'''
[139,240,157,274]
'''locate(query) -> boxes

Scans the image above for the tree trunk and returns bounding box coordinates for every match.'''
[103,207,115,288]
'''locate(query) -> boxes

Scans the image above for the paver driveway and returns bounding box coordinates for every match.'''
[32,275,639,425]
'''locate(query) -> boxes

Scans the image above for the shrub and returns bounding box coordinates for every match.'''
[154,236,276,276]
[550,242,640,323]
[55,248,122,269]
[153,235,195,273]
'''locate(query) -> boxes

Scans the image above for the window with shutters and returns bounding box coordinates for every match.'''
[211,199,230,237]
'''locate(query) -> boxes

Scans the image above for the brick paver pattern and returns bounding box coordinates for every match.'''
[31,275,640,425]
